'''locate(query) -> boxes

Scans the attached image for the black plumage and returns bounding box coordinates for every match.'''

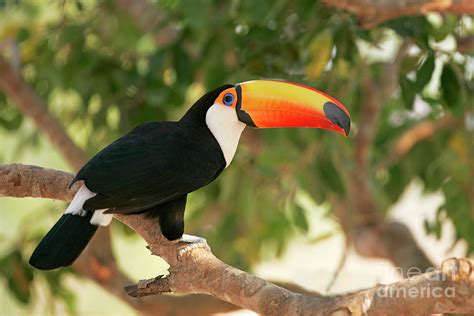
[29,213,98,269]
[145,195,188,241]
[75,84,230,216]
[30,79,351,271]
[76,120,225,213]
[30,85,231,270]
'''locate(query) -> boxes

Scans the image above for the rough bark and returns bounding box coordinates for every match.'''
[0,164,238,315]
[1,164,473,315]
[324,0,474,28]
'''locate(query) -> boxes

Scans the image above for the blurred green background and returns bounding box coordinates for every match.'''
[0,0,473,315]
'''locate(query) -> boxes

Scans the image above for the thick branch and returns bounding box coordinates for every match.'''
[324,0,474,28]
[0,163,238,315]
[0,55,87,171]
[126,255,474,315]
[1,164,473,315]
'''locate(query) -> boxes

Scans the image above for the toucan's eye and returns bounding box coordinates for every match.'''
[223,93,234,106]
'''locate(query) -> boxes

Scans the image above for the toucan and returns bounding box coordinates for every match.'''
[29,79,350,270]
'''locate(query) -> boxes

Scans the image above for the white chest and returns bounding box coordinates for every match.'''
[205,104,246,167]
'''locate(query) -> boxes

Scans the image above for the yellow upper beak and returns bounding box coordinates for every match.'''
[235,80,350,136]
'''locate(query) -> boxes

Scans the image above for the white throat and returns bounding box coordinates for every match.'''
[206,103,246,167]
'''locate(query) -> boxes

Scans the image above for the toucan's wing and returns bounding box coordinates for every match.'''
[71,122,224,213]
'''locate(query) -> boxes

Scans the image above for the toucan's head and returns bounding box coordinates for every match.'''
[211,80,350,136]
[183,79,351,166]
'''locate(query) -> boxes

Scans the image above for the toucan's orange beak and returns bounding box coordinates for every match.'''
[235,80,350,136]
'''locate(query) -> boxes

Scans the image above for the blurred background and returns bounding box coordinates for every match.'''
[0,0,473,315]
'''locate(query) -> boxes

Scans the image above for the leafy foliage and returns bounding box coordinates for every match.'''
[0,0,473,309]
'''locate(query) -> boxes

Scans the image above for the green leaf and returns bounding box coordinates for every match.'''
[17,27,30,42]
[400,56,420,75]
[0,103,23,130]
[75,0,84,11]
[399,76,416,108]
[415,52,435,91]
[440,63,461,109]
[292,204,309,232]
[305,29,333,80]
[423,218,442,239]
[384,16,430,38]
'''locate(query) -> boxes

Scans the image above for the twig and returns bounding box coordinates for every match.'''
[124,275,171,298]
[325,237,350,293]
[377,115,461,170]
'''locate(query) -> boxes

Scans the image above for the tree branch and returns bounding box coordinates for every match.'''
[0,163,239,315]
[323,0,474,28]
[377,115,461,170]
[1,164,473,315]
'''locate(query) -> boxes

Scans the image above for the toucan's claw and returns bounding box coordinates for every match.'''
[173,234,209,259]
[171,234,207,244]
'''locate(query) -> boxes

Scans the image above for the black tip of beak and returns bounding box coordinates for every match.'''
[324,102,351,136]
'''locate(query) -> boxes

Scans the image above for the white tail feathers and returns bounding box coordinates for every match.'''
[90,209,113,226]
[64,185,112,226]
[64,185,95,216]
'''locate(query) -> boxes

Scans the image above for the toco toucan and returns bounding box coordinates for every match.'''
[29,80,350,270]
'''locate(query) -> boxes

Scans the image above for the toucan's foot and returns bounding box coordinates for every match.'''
[172,234,209,258]
[175,234,207,244]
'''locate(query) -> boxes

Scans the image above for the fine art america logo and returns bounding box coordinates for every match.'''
[376,266,455,299]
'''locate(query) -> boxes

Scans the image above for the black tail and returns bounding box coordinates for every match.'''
[29,213,98,270]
